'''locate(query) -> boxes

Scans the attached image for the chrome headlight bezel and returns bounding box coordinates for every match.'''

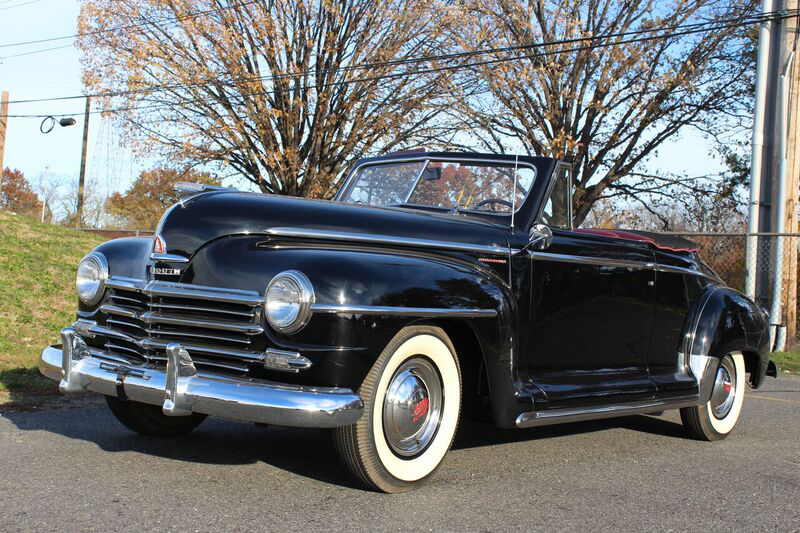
[264,270,315,334]
[76,252,109,306]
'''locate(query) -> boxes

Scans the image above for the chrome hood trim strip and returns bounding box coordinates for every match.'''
[266,227,510,256]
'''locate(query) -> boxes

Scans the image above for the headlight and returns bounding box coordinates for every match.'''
[265,270,314,334]
[76,252,108,305]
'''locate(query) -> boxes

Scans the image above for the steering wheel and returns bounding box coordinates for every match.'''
[475,198,514,211]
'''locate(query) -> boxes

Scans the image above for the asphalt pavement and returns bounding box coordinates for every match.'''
[1,376,798,532]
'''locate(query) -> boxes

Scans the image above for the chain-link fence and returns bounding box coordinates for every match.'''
[666,232,800,349]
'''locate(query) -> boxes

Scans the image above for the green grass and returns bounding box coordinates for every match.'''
[771,351,800,375]
[0,211,103,399]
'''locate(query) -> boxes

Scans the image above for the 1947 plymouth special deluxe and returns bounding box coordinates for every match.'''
[40,151,778,492]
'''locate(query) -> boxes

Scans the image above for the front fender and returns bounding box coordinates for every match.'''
[94,237,153,278]
[688,286,771,399]
[78,237,152,314]
[186,235,516,394]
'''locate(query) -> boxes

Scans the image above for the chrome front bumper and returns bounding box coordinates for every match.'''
[39,328,363,428]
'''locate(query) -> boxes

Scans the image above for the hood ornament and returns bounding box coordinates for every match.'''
[173,182,238,199]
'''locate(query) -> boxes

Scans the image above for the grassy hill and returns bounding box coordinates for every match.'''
[0,211,103,399]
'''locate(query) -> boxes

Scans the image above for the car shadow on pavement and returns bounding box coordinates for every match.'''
[452,414,690,450]
[2,403,689,490]
[1,404,362,489]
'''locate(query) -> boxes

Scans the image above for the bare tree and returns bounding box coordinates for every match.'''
[57,176,108,228]
[447,0,756,225]
[583,172,747,232]
[33,168,62,223]
[78,0,455,198]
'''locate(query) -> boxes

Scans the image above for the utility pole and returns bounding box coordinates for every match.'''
[781,0,800,347]
[0,91,8,201]
[75,96,91,228]
[745,0,774,301]
[746,1,800,350]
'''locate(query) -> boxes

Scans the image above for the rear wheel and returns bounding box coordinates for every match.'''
[333,326,461,493]
[681,352,745,441]
[105,396,206,437]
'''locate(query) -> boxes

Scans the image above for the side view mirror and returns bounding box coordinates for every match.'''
[528,223,553,251]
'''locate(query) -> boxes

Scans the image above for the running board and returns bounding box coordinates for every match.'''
[515,395,699,428]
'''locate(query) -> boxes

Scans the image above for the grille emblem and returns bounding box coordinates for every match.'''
[151,266,182,276]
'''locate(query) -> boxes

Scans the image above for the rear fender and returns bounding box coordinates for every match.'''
[687,287,771,401]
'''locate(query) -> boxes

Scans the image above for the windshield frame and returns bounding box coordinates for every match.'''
[335,155,539,223]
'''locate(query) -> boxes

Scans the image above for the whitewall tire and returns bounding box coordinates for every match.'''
[681,352,746,441]
[333,325,461,493]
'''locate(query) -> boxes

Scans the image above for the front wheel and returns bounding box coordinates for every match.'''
[105,396,207,437]
[333,326,462,493]
[680,352,746,441]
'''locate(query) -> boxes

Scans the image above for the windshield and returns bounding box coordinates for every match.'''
[340,160,536,214]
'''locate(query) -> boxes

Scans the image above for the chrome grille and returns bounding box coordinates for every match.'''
[99,277,264,375]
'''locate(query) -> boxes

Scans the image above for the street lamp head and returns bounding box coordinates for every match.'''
[40,116,78,134]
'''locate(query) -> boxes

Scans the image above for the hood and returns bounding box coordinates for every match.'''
[158,192,511,258]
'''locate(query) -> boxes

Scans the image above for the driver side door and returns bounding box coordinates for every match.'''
[525,164,657,410]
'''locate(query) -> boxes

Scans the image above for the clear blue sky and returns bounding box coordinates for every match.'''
[1,0,146,192]
[1,0,726,200]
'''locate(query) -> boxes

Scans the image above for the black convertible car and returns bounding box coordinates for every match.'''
[40,152,777,492]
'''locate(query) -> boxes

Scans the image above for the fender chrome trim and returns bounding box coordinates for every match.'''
[266,227,510,256]
[310,304,497,318]
[689,353,718,402]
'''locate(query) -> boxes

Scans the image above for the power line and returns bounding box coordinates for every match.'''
[253,8,795,84]
[0,0,44,12]
[0,44,72,60]
[0,4,761,67]
[0,0,259,49]
[5,9,793,119]
[5,13,780,119]
[4,8,787,106]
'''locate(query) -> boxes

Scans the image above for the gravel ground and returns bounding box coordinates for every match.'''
[1,376,798,532]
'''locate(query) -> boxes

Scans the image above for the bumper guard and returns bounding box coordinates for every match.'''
[39,328,363,428]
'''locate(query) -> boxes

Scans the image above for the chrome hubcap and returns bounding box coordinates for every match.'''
[383,357,443,457]
[710,357,736,419]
